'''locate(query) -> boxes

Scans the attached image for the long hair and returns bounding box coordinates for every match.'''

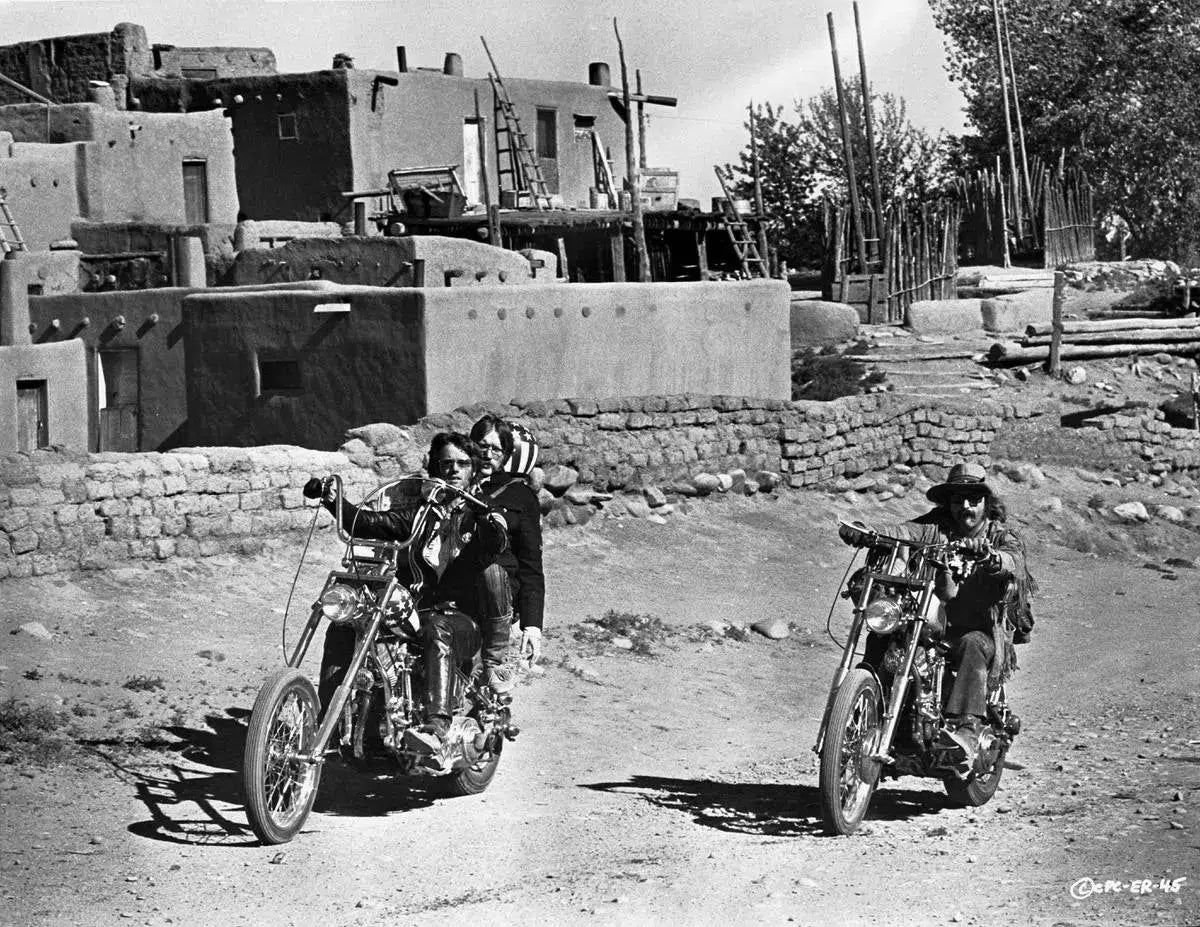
[469,415,514,460]
[986,494,1008,523]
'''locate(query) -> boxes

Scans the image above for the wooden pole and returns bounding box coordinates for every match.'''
[615,18,651,282]
[1046,269,1065,376]
[748,101,771,276]
[1000,0,1035,238]
[827,13,869,275]
[473,88,500,245]
[636,69,647,170]
[992,0,1024,244]
[853,1,885,267]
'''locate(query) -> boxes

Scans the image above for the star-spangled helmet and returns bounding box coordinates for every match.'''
[503,421,539,476]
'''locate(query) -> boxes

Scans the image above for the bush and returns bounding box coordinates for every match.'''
[792,345,886,401]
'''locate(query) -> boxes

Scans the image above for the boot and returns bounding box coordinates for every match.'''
[482,612,514,694]
[405,636,456,754]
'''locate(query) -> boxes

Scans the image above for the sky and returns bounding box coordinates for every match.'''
[0,0,970,202]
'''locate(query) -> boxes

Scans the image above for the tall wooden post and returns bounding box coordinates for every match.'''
[615,18,651,282]
[748,101,771,276]
[1047,269,1065,377]
[636,69,647,170]
[474,88,500,245]
[827,13,869,275]
[1000,0,1036,230]
[853,2,885,267]
[992,0,1024,244]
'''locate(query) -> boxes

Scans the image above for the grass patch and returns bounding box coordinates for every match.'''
[0,698,75,766]
[573,610,671,656]
[122,675,166,693]
[792,346,886,401]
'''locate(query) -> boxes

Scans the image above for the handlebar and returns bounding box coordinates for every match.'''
[837,519,997,566]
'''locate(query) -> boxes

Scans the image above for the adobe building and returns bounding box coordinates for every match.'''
[181,279,790,450]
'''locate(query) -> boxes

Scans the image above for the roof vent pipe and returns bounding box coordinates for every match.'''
[396,46,408,73]
[588,62,611,86]
[443,53,463,76]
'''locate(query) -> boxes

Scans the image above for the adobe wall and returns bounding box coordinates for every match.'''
[181,279,790,449]
[0,136,81,249]
[421,280,791,413]
[0,340,89,452]
[227,235,538,288]
[154,47,277,80]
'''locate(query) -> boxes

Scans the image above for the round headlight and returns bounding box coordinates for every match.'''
[318,584,360,624]
[864,597,904,635]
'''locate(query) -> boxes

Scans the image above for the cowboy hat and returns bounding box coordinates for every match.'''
[926,461,995,505]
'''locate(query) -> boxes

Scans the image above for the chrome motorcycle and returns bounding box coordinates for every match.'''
[242,475,518,845]
[814,523,1021,835]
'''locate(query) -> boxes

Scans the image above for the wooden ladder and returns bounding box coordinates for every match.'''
[0,188,27,254]
[713,167,767,278]
[591,131,616,208]
[482,38,553,210]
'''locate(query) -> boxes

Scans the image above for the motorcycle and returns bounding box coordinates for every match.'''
[241,474,519,845]
[814,522,1021,836]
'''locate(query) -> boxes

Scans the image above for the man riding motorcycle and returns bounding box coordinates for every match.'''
[838,460,1027,766]
[314,432,509,755]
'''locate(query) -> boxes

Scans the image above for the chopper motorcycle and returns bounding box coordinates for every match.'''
[241,474,519,845]
[814,522,1022,836]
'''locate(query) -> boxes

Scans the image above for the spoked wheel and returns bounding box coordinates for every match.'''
[944,741,1007,807]
[243,667,323,845]
[819,668,883,835]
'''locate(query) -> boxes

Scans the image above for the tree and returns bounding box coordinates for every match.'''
[728,83,959,268]
[930,0,1200,261]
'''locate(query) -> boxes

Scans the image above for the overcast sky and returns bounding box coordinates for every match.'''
[1,0,970,202]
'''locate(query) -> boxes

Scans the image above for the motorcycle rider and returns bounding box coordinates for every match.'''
[468,415,545,693]
[838,460,1027,764]
[314,432,509,756]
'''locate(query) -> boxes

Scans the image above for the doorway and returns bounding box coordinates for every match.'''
[97,349,139,451]
[16,380,49,452]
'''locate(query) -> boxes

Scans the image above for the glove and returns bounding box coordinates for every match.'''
[838,521,872,547]
[302,476,325,500]
[520,626,542,665]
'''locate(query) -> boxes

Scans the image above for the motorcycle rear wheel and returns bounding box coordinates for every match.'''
[943,744,1007,807]
[243,667,323,845]
[445,740,503,796]
[819,668,883,836]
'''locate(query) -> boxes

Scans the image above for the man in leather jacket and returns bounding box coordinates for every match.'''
[469,416,545,692]
[315,432,509,755]
[839,461,1027,760]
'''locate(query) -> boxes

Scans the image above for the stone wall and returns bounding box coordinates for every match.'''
[6,392,1199,579]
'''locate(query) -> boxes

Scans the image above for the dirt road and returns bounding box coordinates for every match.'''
[1,471,1198,927]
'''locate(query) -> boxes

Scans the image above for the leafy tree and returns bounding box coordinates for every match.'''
[728,83,959,269]
[930,0,1200,261]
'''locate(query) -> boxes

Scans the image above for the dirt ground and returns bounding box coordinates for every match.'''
[2,425,1200,927]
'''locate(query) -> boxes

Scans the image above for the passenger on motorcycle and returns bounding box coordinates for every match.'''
[468,415,545,694]
[316,432,509,754]
[838,460,1027,762]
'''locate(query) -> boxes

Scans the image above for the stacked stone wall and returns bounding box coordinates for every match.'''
[5,392,1198,579]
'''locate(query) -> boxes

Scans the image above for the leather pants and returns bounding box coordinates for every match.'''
[421,606,481,719]
[945,629,995,719]
[479,563,514,669]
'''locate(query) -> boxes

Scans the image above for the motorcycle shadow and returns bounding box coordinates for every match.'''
[581,775,951,837]
[314,761,440,817]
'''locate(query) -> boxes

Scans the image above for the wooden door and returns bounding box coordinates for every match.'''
[16,380,48,452]
[98,349,139,451]
[182,160,210,224]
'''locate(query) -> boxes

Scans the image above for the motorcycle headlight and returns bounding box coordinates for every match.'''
[864,596,904,635]
[318,584,361,624]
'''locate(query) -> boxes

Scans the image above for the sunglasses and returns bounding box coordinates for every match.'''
[949,492,986,506]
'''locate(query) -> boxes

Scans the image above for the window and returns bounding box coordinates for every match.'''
[258,356,303,394]
[573,113,596,138]
[278,113,298,140]
[182,160,209,224]
[536,108,557,159]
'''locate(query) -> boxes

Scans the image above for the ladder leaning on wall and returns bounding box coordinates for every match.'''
[0,187,28,254]
[714,166,767,278]
[481,36,553,210]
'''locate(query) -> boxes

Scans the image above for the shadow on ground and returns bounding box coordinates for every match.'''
[581,774,949,836]
[84,707,440,847]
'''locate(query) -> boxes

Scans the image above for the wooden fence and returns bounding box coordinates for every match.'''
[823,197,960,323]
[956,161,1094,268]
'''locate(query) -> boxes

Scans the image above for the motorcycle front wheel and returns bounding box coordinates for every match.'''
[819,668,883,836]
[243,667,323,845]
